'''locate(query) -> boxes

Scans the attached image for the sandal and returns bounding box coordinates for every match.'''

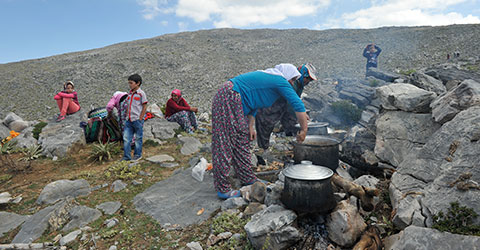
[217,190,241,199]
[244,178,269,186]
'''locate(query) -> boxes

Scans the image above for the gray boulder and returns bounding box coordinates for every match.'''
[409,72,446,95]
[146,154,175,164]
[326,200,367,247]
[62,206,102,232]
[60,229,82,246]
[179,136,202,155]
[244,205,300,250]
[8,120,29,132]
[430,79,480,124]
[11,126,38,148]
[340,124,380,173]
[336,78,375,108]
[96,201,122,215]
[390,106,480,229]
[375,111,441,167]
[38,111,86,158]
[144,118,180,140]
[111,180,127,192]
[386,226,480,250]
[367,68,401,82]
[3,112,23,127]
[0,212,29,237]
[424,63,480,84]
[0,122,10,138]
[376,83,436,113]
[36,179,90,205]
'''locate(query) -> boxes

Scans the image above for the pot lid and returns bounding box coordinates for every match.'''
[283,163,333,180]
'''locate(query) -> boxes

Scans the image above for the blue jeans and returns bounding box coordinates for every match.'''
[123,120,144,160]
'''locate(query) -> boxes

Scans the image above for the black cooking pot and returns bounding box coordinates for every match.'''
[281,163,336,214]
[293,135,340,171]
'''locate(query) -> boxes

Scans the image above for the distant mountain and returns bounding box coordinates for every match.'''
[1,24,479,120]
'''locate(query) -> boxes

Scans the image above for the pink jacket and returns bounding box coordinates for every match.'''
[54,91,79,106]
[106,91,128,112]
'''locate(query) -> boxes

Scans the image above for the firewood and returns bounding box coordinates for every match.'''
[352,226,382,250]
[331,174,380,212]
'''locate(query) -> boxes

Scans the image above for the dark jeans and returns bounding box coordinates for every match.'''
[123,120,144,160]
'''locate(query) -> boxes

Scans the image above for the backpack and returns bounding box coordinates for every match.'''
[100,117,122,143]
[84,117,103,143]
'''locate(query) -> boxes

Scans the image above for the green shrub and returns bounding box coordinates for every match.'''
[399,69,416,75]
[212,212,249,235]
[369,79,380,87]
[331,100,362,125]
[105,160,141,180]
[144,139,160,147]
[0,140,18,154]
[0,174,12,184]
[432,202,480,236]
[19,145,43,161]
[32,122,48,140]
[89,142,117,162]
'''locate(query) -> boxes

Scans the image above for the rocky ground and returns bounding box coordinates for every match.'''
[1,24,480,121]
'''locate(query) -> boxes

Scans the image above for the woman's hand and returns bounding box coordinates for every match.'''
[247,115,256,141]
[296,129,307,143]
[190,107,198,113]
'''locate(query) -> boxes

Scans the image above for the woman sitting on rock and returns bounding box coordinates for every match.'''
[165,89,198,134]
[54,81,80,122]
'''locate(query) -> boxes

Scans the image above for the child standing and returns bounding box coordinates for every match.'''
[122,74,148,161]
[54,81,80,122]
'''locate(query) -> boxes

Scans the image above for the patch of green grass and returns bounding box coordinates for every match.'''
[432,202,480,236]
[211,212,250,235]
[399,69,416,75]
[0,174,12,184]
[105,161,141,180]
[465,64,479,72]
[331,100,363,126]
[144,139,160,147]
[32,122,48,140]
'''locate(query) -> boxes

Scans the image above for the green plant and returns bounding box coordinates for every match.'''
[211,212,249,235]
[19,145,43,162]
[32,122,47,140]
[144,139,160,147]
[105,161,141,180]
[0,174,12,184]
[0,140,18,154]
[399,69,416,75]
[89,141,116,162]
[331,100,362,125]
[369,79,380,87]
[432,202,480,236]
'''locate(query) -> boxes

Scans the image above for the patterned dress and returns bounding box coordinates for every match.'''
[166,111,198,133]
[211,81,257,193]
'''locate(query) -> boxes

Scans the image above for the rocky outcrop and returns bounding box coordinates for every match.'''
[430,79,480,124]
[36,179,91,205]
[409,72,446,95]
[376,83,436,113]
[389,105,480,229]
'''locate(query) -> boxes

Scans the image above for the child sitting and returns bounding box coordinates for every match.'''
[165,89,198,134]
[54,81,80,122]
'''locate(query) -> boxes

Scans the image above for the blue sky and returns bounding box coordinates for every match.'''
[1,0,479,64]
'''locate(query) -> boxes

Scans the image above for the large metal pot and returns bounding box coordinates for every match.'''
[294,135,340,171]
[295,122,328,135]
[281,163,335,214]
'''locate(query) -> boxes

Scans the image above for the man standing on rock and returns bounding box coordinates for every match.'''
[255,63,318,150]
[363,43,382,76]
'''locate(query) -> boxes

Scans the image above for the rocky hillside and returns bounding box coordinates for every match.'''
[1,24,480,120]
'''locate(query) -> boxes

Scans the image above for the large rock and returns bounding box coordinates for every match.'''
[12,198,73,243]
[366,68,401,82]
[133,166,222,227]
[244,205,300,250]
[96,201,122,215]
[38,111,87,158]
[326,200,367,247]
[424,63,480,84]
[11,126,38,149]
[340,124,380,173]
[36,179,91,205]
[430,79,480,124]
[390,106,480,229]
[62,206,102,232]
[409,72,446,95]
[144,118,180,140]
[375,111,441,167]
[376,83,436,113]
[179,136,202,155]
[336,78,375,108]
[2,112,23,127]
[0,212,29,237]
[386,226,480,250]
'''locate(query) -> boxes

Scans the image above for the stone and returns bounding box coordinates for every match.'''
[430,79,480,124]
[250,181,267,203]
[10,126,38,148]
[2,112,23,127]
[0,192,13,204]
[243,202,266,216]
[111,180,127,192]
[186,241,203,250]
[109,246,118,250]
[132,179,143,186]
[221,197,248,211]
[376,83,436,113]
[264,182,284,207]
[105,218,119,228]
[146,119,180,140]
[38,111,87,158]
[96,201,122,215]
[160,162,179,168]
[390,106,480,229]
[353,175,379,189]
[375,111,441,167]
[36,179,91,205]
[409,72,446,95]
[244,205,300,250]
[146,154,175,164]
[326,200,367,247]
[0,212,29,237]
[386,226,480,250]
[340,124,380,173]
[0,123,10,139]
[133,166,222,227]
[367,68,401,82]
[179,136,202,155]
[8,120,29,132]
[62,206,102,232]
[60,229,81,246]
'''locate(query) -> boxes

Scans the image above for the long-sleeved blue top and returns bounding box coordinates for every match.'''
[230,71,305,117]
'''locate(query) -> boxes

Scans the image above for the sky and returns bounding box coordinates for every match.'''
[1,0,479,64]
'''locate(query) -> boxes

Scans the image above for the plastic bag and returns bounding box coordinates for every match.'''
[192,157,208,182]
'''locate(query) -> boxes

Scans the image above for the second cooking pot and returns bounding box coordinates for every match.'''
[281,163,336,214]
[293,135,340,171]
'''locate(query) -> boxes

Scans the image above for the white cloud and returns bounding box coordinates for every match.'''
[330,0,480,29]
[178,21,188,31]
[175,0,331,27]
[137,0,168,20]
